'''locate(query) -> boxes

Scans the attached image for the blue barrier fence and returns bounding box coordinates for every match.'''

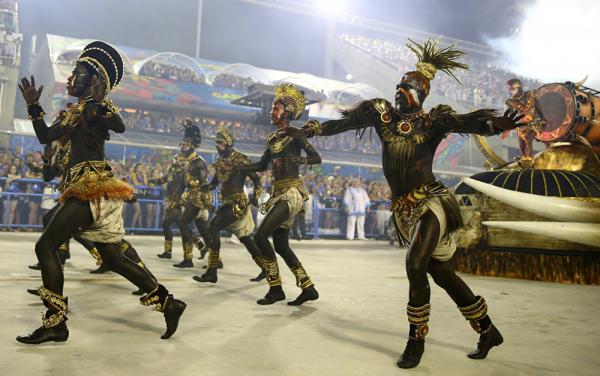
[0,177,393,239]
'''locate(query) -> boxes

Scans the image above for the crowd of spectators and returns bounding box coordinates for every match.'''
[141,62,205,84]
[0,0,19,66]
[104,151,395,238]
[339,33,544,108]
[0,149,46,228]
[0,146,398,238]
[211,74,255,90]
[104,148,397,237]
[121,109,383,155]
[1,142,464,242]
[120,109,380,154]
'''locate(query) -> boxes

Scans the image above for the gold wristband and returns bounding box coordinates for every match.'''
[304,120,322,136]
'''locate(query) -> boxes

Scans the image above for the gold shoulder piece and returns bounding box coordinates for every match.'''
[100,98,120,116]
[429,104,454,122]
[372,99,392,124]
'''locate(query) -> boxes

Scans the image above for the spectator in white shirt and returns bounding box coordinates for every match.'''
[344,178,370,240]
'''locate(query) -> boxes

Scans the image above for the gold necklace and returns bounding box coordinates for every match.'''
[60,96,92,128]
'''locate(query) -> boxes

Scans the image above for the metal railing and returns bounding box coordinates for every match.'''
[0,177,393,240]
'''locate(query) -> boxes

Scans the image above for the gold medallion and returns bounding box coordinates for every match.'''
[397,121,413,134]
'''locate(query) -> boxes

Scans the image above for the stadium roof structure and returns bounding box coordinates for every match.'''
[44,34,379,96]
[329,83,385,106]
[34,34,383,121]
[206,63,271,86]
[133,52,208,78]
[51,37,136,74]
[231,82,321,122]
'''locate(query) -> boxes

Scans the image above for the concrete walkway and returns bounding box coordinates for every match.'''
[1,233,598,376]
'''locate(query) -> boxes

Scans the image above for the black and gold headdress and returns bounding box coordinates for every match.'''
[182,118,201,148]
[216,126,234,146]
[274,83,305,120]
[76,41,124,91]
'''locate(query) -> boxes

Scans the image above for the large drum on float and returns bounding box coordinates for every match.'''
[534,83,600,153]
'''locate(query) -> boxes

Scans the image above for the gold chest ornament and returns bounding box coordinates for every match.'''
[56,140,72,172]
[372,99,435,177]
[215,150,249,183]
[381,113,432,145]
[373,99,431,144]
[266,131,293,154]
[59,97,119,129]
[60,100,88,129]
[183,152,201,187]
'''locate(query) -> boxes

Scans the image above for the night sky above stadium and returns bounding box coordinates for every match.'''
[18,0,529,77]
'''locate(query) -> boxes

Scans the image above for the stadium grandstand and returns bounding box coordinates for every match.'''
[0,1,547,239]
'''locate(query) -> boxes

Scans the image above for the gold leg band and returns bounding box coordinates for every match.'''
[407,303,431,340]
[290,264,314,289]
[183,241,194,261]
[263,259,282,287]
[88,247,102,265]
[207,249,220,268]
[120,241,130,252]
[458,296,489,333]
[38,287,68,328]
[458,296,488,320]
[140,284,169,312]
[164,240,173,253]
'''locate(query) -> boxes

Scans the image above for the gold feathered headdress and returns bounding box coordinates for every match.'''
[274,83,305,120]
[406,38,469,83]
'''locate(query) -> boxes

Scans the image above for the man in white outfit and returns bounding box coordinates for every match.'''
[344,178,370,240]
[255,186,271,229]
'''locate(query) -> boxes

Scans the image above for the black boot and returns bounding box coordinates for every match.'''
[257,286,286,305]
[28,263,40,271]
[193,268,217,283]
[157,239,173,259]
[288,285,319,306]
[396,338,425,369]
[468,325,503,359]
[132,288,145,296]
[18,288,69,344]
[16,321,69,345]
[90,263,110,274]
[27,287,40,296]
[458,296,503,359]
[195,237,208,259]
[140,285,186,339]
[159,240,173,259]
[396,303,430,368]
[249,255,266,282]
[176,241,194,267]
[194,236,204,249]
[173,259,193,268]
[288,265,318,305]
[162,297,187,339]
[198,246,208,259]
[250,269,267,282]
